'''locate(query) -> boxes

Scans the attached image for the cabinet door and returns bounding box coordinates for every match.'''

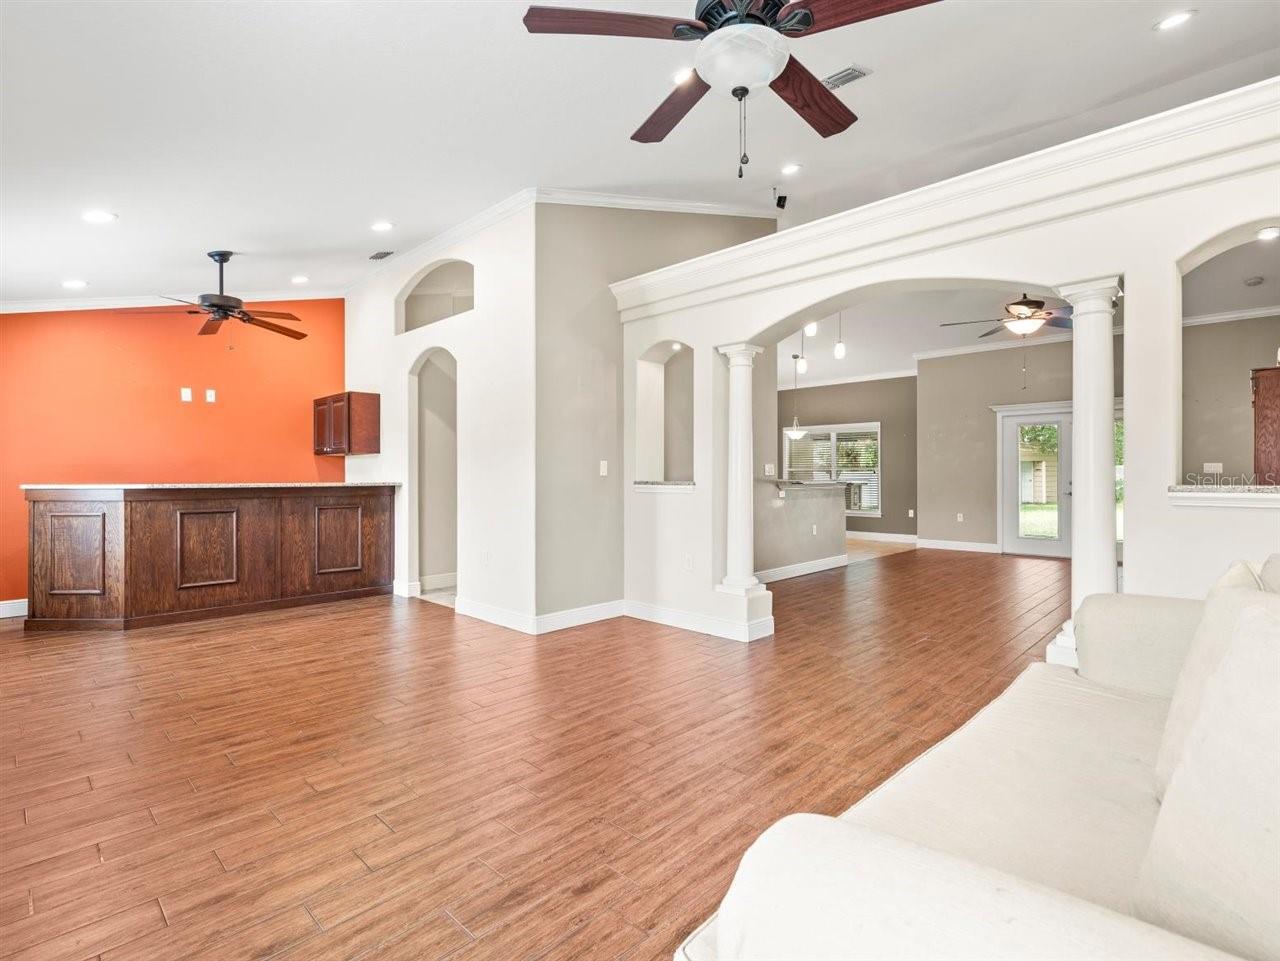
[313,398,331,454]
[330,394,349,454]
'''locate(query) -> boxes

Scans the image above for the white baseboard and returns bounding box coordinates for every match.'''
[756,554,848,584]
[622,600,774,643]
[419,572,457,591]
[393,579,419,598]
[454,596,626,635]
[915,539,1001,553]
[0,598,28,619]
[845,531,918,544]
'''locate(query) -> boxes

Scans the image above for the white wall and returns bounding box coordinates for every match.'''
[418,349,457,585]
[344,199,538,623]
[616,79,1280,633]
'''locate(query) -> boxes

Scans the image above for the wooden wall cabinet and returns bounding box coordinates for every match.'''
[1253,367,1280,483]
[25,484,395,630]
[314,392,379,455]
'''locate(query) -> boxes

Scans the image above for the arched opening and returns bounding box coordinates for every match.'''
[415,348,458,605]
[635,340,694,483]
[403,260,475,332]
[1180,224,1280,484]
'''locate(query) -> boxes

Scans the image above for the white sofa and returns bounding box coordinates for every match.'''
[678,558,1280,961]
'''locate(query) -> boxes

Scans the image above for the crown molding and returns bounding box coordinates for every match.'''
[611,77,1280,321]
[0,290,346,315]
[530,187,775,220]
[1181,304,1280,326]
[778,369,917,390]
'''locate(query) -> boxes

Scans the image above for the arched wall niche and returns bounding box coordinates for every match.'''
[396,259,475,334]
[635,340,694,483]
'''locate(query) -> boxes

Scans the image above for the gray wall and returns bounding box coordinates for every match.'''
[418,350,457,582]
[754,344,847,573]
[663,347,694,482]
[916,335,1124,545]
[1183,315,1280,478]
[534,204,775,615]
[777,375,918,536]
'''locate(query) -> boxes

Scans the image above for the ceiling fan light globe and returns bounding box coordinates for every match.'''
[694,24,790,94]
[1005,317,1046,336]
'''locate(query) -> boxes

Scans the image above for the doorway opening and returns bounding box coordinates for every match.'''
[416,349,458,607]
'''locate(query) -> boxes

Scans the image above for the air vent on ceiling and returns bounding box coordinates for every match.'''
[823,64,871,90]
[369,251,394,261]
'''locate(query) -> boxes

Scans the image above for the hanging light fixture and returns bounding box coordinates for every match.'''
[784,354,807,440]
[833,311,846,360]
[804,321,818,337]
[796,329,808,374]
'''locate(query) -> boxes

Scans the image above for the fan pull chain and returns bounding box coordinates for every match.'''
[1021,341,1028,391]
[734,87,749,178]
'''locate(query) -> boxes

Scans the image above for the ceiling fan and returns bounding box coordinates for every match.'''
[939,294,1073,340]
[523,0,939,144]
[129,251,307,340]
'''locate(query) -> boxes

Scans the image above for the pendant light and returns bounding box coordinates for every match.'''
[784,354,807,440]
[833,311,846,360]
[796,330,808,374]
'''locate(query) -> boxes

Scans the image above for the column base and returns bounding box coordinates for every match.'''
[1045,618,1079,669]
[717,579,764,597]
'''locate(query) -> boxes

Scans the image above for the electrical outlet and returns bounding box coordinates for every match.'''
[811,524,818,536]
[908,508,915,518]
[599,460,608,477]
[1203,462,1223,474]
[205,388,216,403]
[764,463,776,477]
[778,489,786,499]
[180,387,192,402]
[956,512,964,522]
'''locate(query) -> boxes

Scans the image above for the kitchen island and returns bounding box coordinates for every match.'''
[22,483,397,630]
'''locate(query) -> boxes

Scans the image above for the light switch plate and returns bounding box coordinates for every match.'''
[205,388,216,403]
[180,387,192,402]
[811,524,818,536]
[1203,462,1223,473]
[764,463,776,477]
[956,513,964,522]
[908,509,915,518]
[599,460,608,477]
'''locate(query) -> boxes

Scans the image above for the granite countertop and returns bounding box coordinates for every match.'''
[1168,484,1279,493]
[21,482,401,490]
[633,480,695,486]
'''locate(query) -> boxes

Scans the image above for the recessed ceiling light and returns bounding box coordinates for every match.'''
[804,321,818,336]
[672,67,693,85]
[81,209,117,224]
[1257,226,1280,241]
[1154,10,1194,30]
[781,163,802,176]
[291,275,310,285]
[61,279,88,290]
[371,221,394,232]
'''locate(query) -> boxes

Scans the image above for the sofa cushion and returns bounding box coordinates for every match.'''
[1154,589,1280,797]
[1135,605,1280,961]
[1260,554,1280,594]
[841,663,1167,912]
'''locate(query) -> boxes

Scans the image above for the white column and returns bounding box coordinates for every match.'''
[1048,277,1120,666]
[718,343,764,594]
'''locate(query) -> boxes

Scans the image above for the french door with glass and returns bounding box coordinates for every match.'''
[1002,413,1072,558]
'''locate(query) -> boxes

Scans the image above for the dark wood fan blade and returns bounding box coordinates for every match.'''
[197,318,223,336]
[632,71,711,142]
[1045,316,1073,330]
[978,326,1006,339]
[523,6,705,40]
[244,317,307,340]
[769,56,856,137]
[939,318,1008,327]
[777,0,939,36]
[246,310,302,321]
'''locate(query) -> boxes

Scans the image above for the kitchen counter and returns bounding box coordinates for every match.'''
[23,483,396,630]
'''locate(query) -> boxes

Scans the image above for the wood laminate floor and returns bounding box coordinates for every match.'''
[0,549,1068,961]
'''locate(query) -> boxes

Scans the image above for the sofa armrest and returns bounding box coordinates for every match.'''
[1075,593,1204,696]
[716,815,1240,961]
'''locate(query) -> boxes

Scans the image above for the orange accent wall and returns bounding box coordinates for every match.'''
[0,299,346,602]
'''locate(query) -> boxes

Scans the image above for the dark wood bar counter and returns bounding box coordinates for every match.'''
[22,483,396,630]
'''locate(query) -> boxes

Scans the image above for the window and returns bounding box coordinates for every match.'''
[783,422,881,517]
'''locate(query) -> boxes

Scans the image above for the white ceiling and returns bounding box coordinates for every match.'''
[775,239,1280,386]
[2,0,1278,305]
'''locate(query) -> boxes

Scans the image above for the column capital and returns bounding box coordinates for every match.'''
[717,343,765,366]
[1055,276,1121,311]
